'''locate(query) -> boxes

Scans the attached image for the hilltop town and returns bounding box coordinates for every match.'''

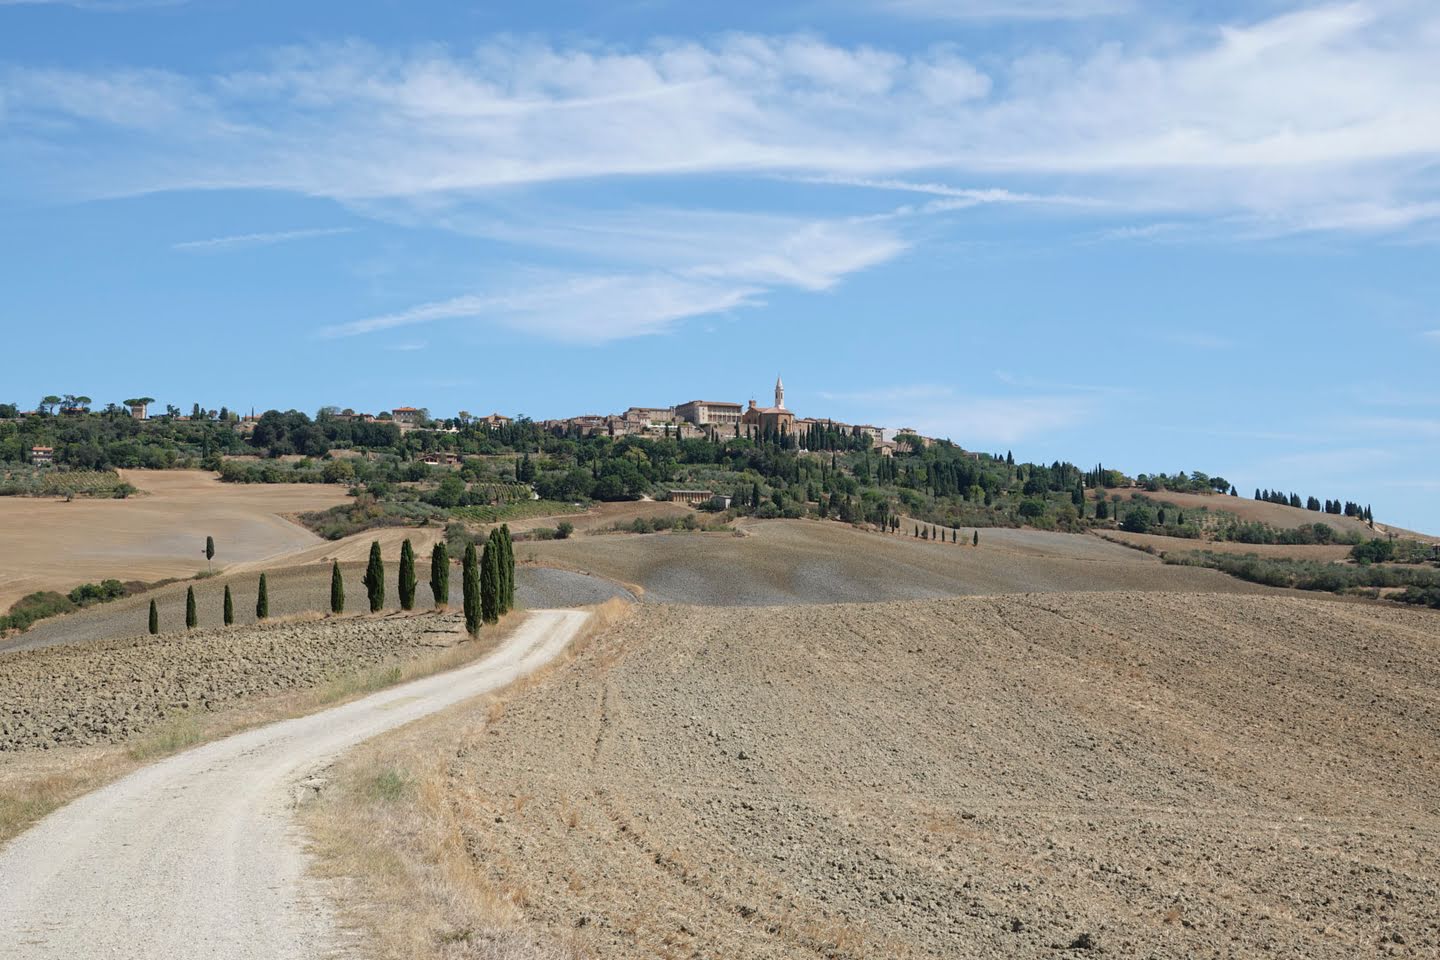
[3,377,923,465]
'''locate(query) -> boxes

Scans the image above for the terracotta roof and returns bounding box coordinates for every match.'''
[31,446,54,452]
[392,406,419,412]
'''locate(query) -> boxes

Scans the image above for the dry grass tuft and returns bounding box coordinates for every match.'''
[300,603,625,960]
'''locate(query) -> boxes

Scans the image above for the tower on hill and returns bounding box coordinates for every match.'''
[775,374,785,409]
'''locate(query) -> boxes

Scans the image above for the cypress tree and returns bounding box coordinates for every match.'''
[223,584,234,626]
[480,532,501,624]
[398,538,417,611]
[462,541,481,636]
[430,541,449,609]
[973,530,979,547]
[148,598,159,635]
[363,540,385,612]
[330,560,345,615]
[500,524,516,612]
[205,535,215,572]
[256,573,269,620]
[185,586,197,629]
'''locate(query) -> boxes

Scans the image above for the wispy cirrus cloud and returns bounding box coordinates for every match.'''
[819,381,1100,444]
[322,273,762,344]
[4,6,1440,234]
[322,209,905,342]
[171,226,354,252]
[876,0,1133,21]
[0,0,184,8]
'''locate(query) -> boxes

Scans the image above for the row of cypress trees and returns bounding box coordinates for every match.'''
[462,526,515,636]
[146,529,517,637]
[148,576,264,635]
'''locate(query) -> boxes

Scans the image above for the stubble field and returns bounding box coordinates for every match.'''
[358,592,1440,959]
[0,470,348,609]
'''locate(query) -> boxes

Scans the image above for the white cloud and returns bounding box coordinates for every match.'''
[0,0,183,8]
[1343,416,1440,438]
[819,382,1098,444]
[5,7,1440,232]
[878,0,1132,20]
[321,209,905,342]
[384,340,428,352]
[322,273,761,343]
[172,226,354,251]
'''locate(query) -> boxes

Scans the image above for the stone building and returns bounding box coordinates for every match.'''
[741,375,795,437]
[675,399,743,427]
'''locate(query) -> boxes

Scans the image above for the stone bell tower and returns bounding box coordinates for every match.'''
[775,374,785,410]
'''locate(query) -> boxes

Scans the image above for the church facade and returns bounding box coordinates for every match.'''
[741,375,796,437]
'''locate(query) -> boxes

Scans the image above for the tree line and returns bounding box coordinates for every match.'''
[144,528,517,637]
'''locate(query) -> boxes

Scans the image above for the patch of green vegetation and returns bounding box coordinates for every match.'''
[1164,550,1440,595]
[0,579,132,633]
[365,768,412,803]
[0,466,133,498]
[449,499,582,524]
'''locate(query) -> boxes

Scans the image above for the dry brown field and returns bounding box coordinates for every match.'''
[0,470,347,609]
[521,519,1275,604]
[319,592,1440,959]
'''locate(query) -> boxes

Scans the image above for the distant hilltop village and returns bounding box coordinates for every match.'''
[3,378,936,457]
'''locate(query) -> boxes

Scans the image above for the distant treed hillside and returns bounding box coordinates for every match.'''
[0,405,1387,542]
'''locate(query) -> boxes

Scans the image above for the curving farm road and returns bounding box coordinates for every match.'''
[0,609,589,960]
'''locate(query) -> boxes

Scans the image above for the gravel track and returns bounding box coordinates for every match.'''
[0,609,589,960]
[433,593,1440,958]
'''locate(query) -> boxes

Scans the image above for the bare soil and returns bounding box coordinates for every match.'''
[0,613,467,752]
[0,469,347,608]
[415,593,1440,959]
[521,520,1275,605]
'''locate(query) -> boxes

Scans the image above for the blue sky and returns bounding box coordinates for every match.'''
[3,0,1439,531]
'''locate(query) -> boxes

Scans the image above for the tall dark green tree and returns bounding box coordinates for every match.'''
[462,541,481,636]
[398,538,417,611]
[256,573,269,620]
[480,532,501,625]
[330,560,345,615]
[205,535,215,573]
[430,541,449,609]
[185,586,197,629]
[499,524,515,613]
[148,599,159,635]
[223,584,234,626]
[973,530,979,546]
[363,540,385,612]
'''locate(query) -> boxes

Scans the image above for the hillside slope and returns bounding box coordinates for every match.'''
[522,520,1276,604]
[400,592,1440,959]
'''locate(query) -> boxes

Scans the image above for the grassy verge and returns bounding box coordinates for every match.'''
[0,615,516,847]
[300,599,628,960]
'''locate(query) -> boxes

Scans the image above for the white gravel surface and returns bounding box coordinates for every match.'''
[0,609,589,960]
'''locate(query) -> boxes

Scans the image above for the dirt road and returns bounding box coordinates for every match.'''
[0,609,589,960]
